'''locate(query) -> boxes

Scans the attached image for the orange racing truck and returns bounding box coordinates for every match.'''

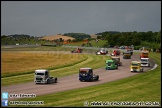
[71,47,83,53]
[140,51,149,58]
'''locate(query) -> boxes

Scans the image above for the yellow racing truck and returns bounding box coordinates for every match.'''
[130,61,143,72]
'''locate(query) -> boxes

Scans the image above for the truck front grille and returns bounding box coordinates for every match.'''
[36,77,43,80]
[132,67,137,69]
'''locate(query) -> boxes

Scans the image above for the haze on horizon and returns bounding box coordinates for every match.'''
[1,1,161,36]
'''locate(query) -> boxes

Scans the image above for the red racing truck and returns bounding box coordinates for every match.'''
[140,51,149,58]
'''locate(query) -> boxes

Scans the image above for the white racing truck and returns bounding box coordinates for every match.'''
[34,69,57,84]
[96,48,108,55]
[140,58,150,67]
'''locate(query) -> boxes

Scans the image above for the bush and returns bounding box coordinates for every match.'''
[134,46,141,50]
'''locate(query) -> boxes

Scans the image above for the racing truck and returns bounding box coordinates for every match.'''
[79,68,99,82]
[34,69,58,84]
[140,58,150,67]
[140,51,149,58]
[123,51,131,59]
[130,61,143,72]
[71,48,83,53]
[111,56,122,66]
[111,49,120,56]
[96,48,108,55]
[127,49,133,55]
[105,60,118,70]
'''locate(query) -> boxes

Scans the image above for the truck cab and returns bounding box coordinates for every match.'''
[34,69,57,84]
[96,48,108,55]
[111,49,120,56]
[71,48,83,53]
[140,51,149,58]
[127,49,133,55]
[105,60,118,70]
[123,51,131,59]
[79,68,99,82]
[140,58,150,67]
[130,61,143,72]
[111,56,122,66]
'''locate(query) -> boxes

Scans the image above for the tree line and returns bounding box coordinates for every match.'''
[98,31,161,51]
[63,33,91,40]
[1,34,51,45]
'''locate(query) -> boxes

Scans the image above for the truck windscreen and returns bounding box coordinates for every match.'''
[35,73,44,75]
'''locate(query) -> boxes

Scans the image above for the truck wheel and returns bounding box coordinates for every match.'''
[47,79,50,84]
[55,78,58,83]
[90,78,93,82]
[140,68,143,72]
[97,76,99,80]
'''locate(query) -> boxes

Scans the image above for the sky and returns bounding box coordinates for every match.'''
[1,1,161,36]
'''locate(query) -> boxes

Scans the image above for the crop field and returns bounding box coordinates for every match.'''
[1,51,85,77]
[15,52,161,107]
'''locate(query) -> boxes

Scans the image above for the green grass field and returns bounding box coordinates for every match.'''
[1,46,73,51]
[9,52,161,107]
[65,40,107,47]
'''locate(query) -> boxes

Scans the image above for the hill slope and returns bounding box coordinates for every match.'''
[41,34,75,41]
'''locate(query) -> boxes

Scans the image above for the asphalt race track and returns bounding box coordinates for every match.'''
[1,52,155,101]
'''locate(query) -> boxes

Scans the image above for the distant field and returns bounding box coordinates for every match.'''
[1,46,73,51]
[40,34,98,41]
[41,34,75,41]
[65,40,107,47]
